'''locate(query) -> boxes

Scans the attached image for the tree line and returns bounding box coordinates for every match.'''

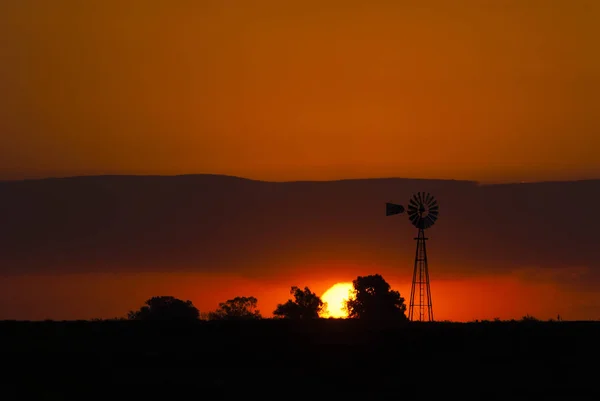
[127,274,407,321]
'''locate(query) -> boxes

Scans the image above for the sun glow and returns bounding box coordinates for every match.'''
[320,282,354,318]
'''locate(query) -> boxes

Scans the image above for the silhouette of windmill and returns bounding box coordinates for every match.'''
[406,192,438,322]
[386,192,439,322]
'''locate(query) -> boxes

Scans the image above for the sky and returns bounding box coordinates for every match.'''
[1,176,599,322]
[1,0,599,183]
[0,1,599,322]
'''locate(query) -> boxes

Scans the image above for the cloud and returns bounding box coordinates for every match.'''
[0,175,598,283]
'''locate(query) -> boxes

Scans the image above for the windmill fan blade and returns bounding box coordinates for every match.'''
[428,208,439,216]
[410,214,420,226]
[425,193,431,203]
[429,199,438,208]
[385,203,405,216]
[426,215,437,226]
[409,197,418,206]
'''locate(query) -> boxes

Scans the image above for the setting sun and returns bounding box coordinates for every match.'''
[320,282,354,318]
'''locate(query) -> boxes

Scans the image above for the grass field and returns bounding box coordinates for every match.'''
[0,319,598,400]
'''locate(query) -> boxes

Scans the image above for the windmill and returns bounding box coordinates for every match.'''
[406,192,439,322]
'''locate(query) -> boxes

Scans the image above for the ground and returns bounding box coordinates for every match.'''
[0,320,598,400]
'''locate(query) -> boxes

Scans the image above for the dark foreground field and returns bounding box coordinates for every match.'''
[1,320,599,400]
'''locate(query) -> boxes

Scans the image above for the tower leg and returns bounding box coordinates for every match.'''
[408,228,434,322]
[423,236,434,322]
[408,240,419,321]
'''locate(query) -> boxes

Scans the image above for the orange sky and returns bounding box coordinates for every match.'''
[0,176,589,322]
[1,0,599,183]
[2,267,596,322]
[0,1,599,322]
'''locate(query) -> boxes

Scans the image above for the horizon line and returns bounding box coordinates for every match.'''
[1,172,599,186]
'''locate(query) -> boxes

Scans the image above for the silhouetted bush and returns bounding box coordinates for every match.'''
[345,274,407,321]
[273,286,325,319]
[209,296,262,320]
[127,296,199,321]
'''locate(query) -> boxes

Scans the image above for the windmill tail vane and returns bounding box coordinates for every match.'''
[385,202,404,216]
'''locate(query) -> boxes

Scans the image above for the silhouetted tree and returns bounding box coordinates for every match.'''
[209,296,262,320]
[345,274,407,321]
[273,286,325,319]
[127,296,199,321]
